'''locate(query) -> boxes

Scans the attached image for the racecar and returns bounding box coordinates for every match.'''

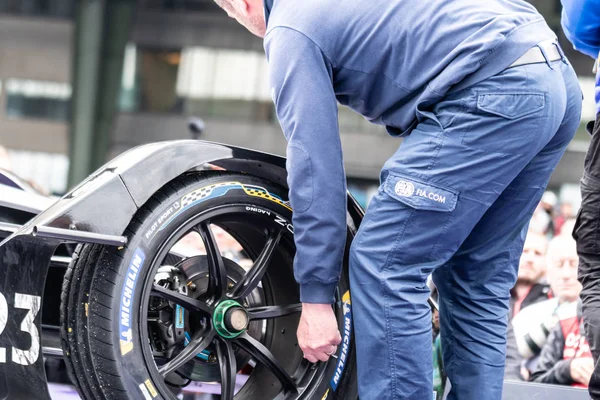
[0,134,590,400]
[0,138,360,400]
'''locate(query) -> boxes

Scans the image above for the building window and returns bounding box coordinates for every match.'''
[139,0,219,13]
[176,46,275,121]
[118,44,384,135]
[118,45,277,122]
[119,46,188,114]
[5,79,71,122]
[0,0,75,18]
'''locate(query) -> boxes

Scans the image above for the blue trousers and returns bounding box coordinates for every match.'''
[349,57,582,400]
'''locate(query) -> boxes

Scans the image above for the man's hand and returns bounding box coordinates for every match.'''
[570,357,594,385]
[297,303,342,363]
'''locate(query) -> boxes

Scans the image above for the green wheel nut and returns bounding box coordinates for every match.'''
[213,299,248,339]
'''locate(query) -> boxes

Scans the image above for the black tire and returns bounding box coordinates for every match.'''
[60,244,110,399]
[61,172,357,400]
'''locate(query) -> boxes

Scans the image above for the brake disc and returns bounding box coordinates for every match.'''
[150,256,265,383]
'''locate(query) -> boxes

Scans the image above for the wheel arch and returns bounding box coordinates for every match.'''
[15,139,363,238]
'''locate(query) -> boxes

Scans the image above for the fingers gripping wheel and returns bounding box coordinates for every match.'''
[61,172,358,400]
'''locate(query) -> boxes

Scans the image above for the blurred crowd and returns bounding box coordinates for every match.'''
[504,191,588,387]
[433,191,588,397]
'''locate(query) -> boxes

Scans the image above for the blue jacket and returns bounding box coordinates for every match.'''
[263,0,556,303]
[561,0,600,114]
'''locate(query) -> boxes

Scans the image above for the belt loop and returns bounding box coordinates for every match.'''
[537,43,554,70]
[555,42,568,65]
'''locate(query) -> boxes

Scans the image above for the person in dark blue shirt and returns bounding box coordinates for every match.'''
[214,0,582,398]
[563,1,600,398]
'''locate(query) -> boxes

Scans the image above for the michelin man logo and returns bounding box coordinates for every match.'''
[123,328,132,342]
[343,300,351,315]
[395,180,415,197]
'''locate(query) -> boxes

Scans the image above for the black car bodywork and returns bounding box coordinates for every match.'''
[0,140,363,400]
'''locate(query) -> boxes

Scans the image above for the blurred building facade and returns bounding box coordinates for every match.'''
[0,0,597,206]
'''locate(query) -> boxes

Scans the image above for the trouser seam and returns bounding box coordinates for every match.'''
[383,285,396,398]
[380,208,415,274]
[427,131,446,171]
[380,208,415,399]
[446,289,457,391]
[428,209,456,261]
[458,96,471,145]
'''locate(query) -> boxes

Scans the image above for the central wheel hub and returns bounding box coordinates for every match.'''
[213,299,248,338]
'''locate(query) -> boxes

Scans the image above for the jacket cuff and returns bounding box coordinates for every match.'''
[555,359,575,385]
[300,281,338,303]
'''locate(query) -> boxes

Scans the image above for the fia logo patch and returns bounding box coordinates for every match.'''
[395,180,415,197]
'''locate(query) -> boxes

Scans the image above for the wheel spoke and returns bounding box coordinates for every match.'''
[216,338,237,400]
[151,284,212,315]
[235,332,297,392]
[197,222,228,302]
[247,304,302,321]
[230,230,282,300]
[159,328,216,377]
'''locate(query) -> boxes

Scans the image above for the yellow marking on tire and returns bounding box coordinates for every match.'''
[144,379,158,397]
[180,181,292,212]
[342,291,351,304]
[138,383,152,400]
[120,340,134,355]
[242,186,292,211]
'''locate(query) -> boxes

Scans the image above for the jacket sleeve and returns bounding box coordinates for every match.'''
[529,323,574,385]
[264,27,347,304]
[561,0,600,58]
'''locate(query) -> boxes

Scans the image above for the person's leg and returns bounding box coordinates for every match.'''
[432,140,572,399]
[433,59,581,400]
[350,58,580,399]
[574,112,600,399]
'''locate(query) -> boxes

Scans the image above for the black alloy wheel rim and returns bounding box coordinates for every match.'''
[138,204,340,400]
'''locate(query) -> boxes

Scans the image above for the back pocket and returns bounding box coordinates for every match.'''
[477,93,545,120]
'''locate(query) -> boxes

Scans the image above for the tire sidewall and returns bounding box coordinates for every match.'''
[107,175,356,400]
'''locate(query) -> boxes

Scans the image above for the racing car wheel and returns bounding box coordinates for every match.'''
[60,172,357,400]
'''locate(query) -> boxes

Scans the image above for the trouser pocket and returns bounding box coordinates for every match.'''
[378,172,460,268]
